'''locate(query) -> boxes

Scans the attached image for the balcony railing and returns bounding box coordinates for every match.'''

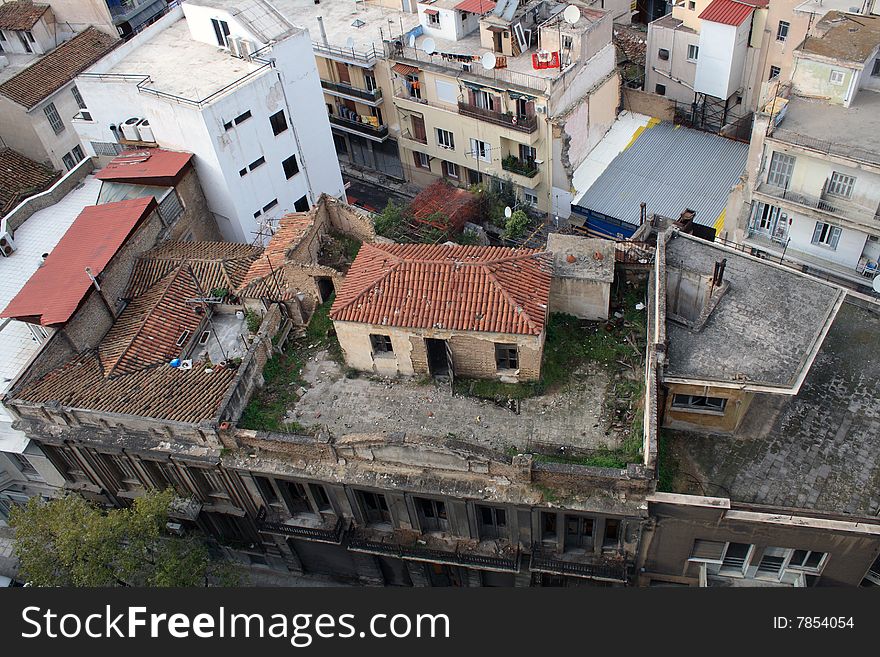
[312,41,384,67]
[529,545,630,582]
[501,156,539,178]
[756,183,880,227]
[457,102,538,134]
[348,532,520,572]
[320,79,382,103]
[329,115,389,140]
[769,127,880,168]
[256,508,346,544]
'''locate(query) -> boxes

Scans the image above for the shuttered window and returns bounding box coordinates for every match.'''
[689,539,726,563]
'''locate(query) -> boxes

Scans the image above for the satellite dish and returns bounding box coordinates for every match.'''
[504,206,512,218]
[422,37,436,55]
[480,51,497,70]
[345,36,354,49]
[408,33,416,47]
[563,4,580,24]
[873,274,880,294]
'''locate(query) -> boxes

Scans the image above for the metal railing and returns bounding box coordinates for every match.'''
[313,41,384,67]
[769,127,880,168]
[348,533,519,572]
[256,510,345,544]
[458,102,538,134]
[501,156,539,177]
[529,545,629,582]
[329,114,389,139]
[320,79,382,103]
[756,183,879,226]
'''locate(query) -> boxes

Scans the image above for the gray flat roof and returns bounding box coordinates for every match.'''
[668,300,880,516]
[664,232,845,389]
[575,122,748,230]
[546,233,615,282]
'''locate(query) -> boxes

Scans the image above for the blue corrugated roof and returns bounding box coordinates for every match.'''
[574,123,748,229]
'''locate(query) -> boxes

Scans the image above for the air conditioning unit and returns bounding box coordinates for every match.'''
[120,117,141,140]
[238,39,254,59]
[136,118,154,142]
[535,105,547,114]
[0,232,16,257]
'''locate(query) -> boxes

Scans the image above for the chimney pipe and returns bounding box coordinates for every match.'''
[639,202,647,226]
[316,16,328,46]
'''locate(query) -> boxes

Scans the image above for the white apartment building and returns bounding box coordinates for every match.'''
[72,0,345,243]
[735,12,880,291]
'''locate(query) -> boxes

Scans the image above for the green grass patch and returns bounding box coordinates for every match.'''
[656,431,677,493]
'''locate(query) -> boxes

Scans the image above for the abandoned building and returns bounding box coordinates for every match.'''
[546,234,616,321]
[330,243,552,381]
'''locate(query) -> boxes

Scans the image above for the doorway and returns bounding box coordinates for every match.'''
[316,277,335,303]
[425,338,450,377]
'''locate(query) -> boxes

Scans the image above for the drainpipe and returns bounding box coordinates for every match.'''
[316,16,328,46]
[85,267,116,320]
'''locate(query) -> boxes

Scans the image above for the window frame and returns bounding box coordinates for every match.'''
[436,127,455,150]
[655,83,666,96]
[44,102,64,135]
[476,504,507,540]
[766,151,795,188]
[469,138,491,163]
[687,44,699,62]
[443,160,459,179]
[811,221,841,250]
[369,333,393,354]
[826,171,855,199]
[769,65,781,80]
[282,153,299,179]
[494,343,519,371]
[829,69,845,86]
[71,85,86,110]
[671,394,728,414]
[269,110,288,135]
[776,20,789,42]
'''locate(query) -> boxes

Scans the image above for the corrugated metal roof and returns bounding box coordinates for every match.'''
[574,122,747,230]
[698,0,754,27]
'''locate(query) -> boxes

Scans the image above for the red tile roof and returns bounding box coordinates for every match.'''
[392,62,420,76]
[410,180,479,231]
[97,149,194,186]
[0,1,49,31]
[238,212,314,298]
[1,197,157,326]
[454,0,496,15]
[0,27,118,109]
[0,147,59,214]
[330,243,551,335]
[698,0,754,27]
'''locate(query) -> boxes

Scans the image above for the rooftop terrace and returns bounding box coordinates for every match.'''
[666,299,880,516]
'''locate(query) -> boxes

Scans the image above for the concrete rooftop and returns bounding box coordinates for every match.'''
[664,232,845,390]
[0,51,39,84]
[668,300,880,516]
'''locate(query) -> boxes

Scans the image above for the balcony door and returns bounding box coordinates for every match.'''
[335,61,351,85]
[750,202,789,243]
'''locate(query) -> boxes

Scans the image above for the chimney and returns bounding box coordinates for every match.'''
[316,16,328,46]
[712,258,728,287]
[639,202,647,226]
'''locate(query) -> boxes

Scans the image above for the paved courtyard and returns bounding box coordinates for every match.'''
[288,351,627,453]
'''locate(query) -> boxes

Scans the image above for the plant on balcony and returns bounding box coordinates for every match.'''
[502,154,537,177]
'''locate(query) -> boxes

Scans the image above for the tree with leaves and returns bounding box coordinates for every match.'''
[9,489,238,587]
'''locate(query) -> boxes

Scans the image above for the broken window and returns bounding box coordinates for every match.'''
[370,334,393,354]
[477,505,507,540]
[415,497,449,533]
[254,475,281,506]
[495,344,519,370]
[541,511,558,542]
[310,484,332,512]
[603,518,620,547]
[788,550,825,572]
[564,515,594,550]
[280,479,312,515]
[671,394,727,413]
[357,490,391,525]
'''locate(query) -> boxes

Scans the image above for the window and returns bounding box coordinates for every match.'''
[414,151,430,169]
[25,30,34,43]
[776,20,789,42]
[477,505,507,539]
[198,330,211,345]
[811,221,841,249]
[671,394,727,413]
[829,69,845,85]
[443,160,458,178]
[8,453,39,479]
[269,110,288,135]
[519,143,537,164]
[690,539,727,563]
[91,141,122,156]
[524,190,538,207]
[604,519,620,546]
[357,490,391,525]
[827,171,855,198]
[234,110,252,125]
[279,479,311,515]
[44,103,64,134]
[239,168,248,177]
[688,0,695,8]
[541,511,558,541]
[766,151,795,188]
[282,154,299,179]
[262,199,278,213]
[562,35,573,51]
[415,497,448,532]
[473,89,495,111]
[71,85,86,110]
[410,114,427,143]
[61,152,76,171]
[495,343,518,370]
[788,550,825,572]
[436,128,454,150]
[769,65,781,80]
[873,58,880,77]
[720,543,752,573]
[176,330,191,347]
[17,31,31,53]
[310,484,332,512]
[564,515,594,549]
[224,121,234,131]
[427,11,440,25]
[211,18,231,48]
[294,195,309,212]
[364,72,377,91]
[469,138,491,163]
[756,548,787,578]
[0,30,5,41]
[370,333,393,354]
[655,83,666,96]
[248,156,265,171]
[687,44,699,62]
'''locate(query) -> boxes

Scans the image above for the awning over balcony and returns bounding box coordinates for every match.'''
[423,8,439,15]
[392,63,420,76]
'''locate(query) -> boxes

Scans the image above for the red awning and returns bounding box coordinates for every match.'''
[423,8,439,15]
[96,148,193,186]
[454,0,497,14]
[392,63,420,75]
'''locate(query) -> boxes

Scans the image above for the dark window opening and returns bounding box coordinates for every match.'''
[542,511,557,541]
[294,195,309,213]
[604,519,620,546]
[269,110,288,135]
[282,154,299,179]
[658,48,669,61]
[671,394,727,413]
[357,490,391,525]
[234,110,252,125]
[248,156,265,171]
[310,484,332,512]
[370,334,393,354]
[416,497,448,533]
[495,343,518,370]
[477,505,507,539]
[655,83,666,96]
[262,199,278,213]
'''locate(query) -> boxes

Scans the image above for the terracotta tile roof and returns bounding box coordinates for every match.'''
[330,243,551,335]
[96,149,194,186]
[454,0,495,14]
[410,180,479,231]
[1,197,157,326]
[392,63,420,76]
[14,353,236,423]
[237,213,313,298]
[0,147,59,214]
[0,27,118,109]
[698,0,754,27]
[0,1,49,31]
[99,267,205,377]
[127,241,263,298]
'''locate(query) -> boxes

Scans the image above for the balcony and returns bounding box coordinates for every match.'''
[755,183,880,229]
[320,79,383,105]
[348,528,520,573]
[501,155,539,178]
[256,507,346,544]
[329,115,389,142]
[529,545,630,583]
[457,102,538,134]
[312,41,383,67]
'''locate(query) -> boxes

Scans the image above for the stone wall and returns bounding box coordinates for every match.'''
[549,277,611,320]
[165,166,223,242]
[622,88,676,121]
